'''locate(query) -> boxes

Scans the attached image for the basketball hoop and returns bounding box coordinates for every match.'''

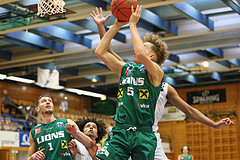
[37,0,66,17]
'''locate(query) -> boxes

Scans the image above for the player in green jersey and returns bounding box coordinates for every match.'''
[91,7,234,160]
[27,95,95,160]
[178,146,193,160]
[94,5,169,160]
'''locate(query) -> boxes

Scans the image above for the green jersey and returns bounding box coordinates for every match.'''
[180,154,193,160]
[31,119,72,160]
[116,63,162,127]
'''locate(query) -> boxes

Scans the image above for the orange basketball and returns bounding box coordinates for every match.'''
[111,0,138,22]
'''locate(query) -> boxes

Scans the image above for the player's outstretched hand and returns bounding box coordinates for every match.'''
[129,5,142,25]
[65,123,78,134]
[214,118,234,129]
[90,7,111,25]
[30,149,45,160]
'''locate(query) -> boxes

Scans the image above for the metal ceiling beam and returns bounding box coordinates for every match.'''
[82,0,108,10]
[66,74,119,88]
[5,31,64,52]
[140,9,178,35]
[71,19,126,43]
[0,0,19,5]
[168,54,180,63]
[0,0,197,34]
[33,25,92,48]
[184,75,197,83]
[228,59,240,66]
[85,75,106,82]
[210,72,222,81]
[138,19,160,32]
[2,3,34,15]
[105,27,126,43]
[60,67,112,80]
[0,50,12,60]
[217,60,231,68]
[0,59,54,70]
[164,76,176,86]
[2,38,43,50]
[205,48,223,58]
[196,50,209,57]
[170,2,214,30]
[221,0,240,15]
[68,67,240,88]
[162,67,174,73]
[60,68,79,76]
[196,48,231,68]
[1,28,240,69]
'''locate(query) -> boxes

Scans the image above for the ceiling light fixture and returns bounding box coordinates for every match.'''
[202,61,209,68]
[6,76,35,83]
[0,74,7,80]
[65,88,107,99]
[91,75,97,82]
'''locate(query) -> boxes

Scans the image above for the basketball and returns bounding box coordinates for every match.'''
[111,0,138,22]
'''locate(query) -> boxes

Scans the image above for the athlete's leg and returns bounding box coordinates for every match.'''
[131,132,157,160]
[97,127,131,160]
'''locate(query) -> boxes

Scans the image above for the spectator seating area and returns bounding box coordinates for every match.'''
[0,96,115,133]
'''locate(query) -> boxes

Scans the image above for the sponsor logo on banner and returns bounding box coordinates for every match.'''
[187,89,226,104]
[0,131,19,147]
[20,133,30,147]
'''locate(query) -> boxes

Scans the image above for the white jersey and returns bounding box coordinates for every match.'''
[73,139,92,160]
[152,82,168,133]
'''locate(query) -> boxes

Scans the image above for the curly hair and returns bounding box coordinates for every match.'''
[75,117,107,143]
[143,33,170,65]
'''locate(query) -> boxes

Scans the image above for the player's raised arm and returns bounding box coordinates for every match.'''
[95,20,127,77]
[65,119,94,148]
[167,84,234,129]
[129,5,166,86]
[90,7,123,62]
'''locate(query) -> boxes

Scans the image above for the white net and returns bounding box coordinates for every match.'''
[37,0,66,17]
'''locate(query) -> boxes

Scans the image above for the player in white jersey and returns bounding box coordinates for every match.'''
[152,82,234,160]
[90,7,234,160]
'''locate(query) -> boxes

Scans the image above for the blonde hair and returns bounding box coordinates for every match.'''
[143,33,170,65]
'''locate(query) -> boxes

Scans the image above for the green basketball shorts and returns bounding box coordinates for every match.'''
[96,123,157,160]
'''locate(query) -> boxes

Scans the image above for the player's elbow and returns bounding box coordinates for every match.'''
[95,46,105,58]
[95,46,102,56]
